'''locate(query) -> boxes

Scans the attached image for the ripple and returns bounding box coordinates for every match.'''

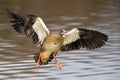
[0,0,120,80]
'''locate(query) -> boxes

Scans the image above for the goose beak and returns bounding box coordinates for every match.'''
[60,29,66,36]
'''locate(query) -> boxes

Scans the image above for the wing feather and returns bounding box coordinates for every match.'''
[8,12,49,44]
[61,28,108,51]
[63,28,80,45]
[32,17,50,43]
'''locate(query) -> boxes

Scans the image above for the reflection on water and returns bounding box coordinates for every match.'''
[0,0,120,80]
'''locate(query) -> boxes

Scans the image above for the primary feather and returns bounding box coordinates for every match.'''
[8,12,50,44]
[61,28,108,51]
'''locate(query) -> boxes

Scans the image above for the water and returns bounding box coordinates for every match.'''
[0,0,120,80]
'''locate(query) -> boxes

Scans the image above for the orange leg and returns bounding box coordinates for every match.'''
[35,53,41,68]
[53,54,62,69]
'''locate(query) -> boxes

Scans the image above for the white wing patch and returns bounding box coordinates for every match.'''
[32,17,50,44]
[63,28,80,45]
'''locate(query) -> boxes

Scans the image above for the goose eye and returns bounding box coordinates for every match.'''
[54,42,57,45]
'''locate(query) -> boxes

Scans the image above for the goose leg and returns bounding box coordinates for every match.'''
[53,53,62,69]
[35,53,41,68]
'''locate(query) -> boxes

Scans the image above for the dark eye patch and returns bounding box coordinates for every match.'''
[54,42,57,45]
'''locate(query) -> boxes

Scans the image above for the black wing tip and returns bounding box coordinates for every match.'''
[88,33,108,49]
[7,11,16,17]
[8,11,25,33]
[8,11,39,44]
[8,11,25,20]
[83,31,108,49]
[7,11,36,19]
[61,28,109,51]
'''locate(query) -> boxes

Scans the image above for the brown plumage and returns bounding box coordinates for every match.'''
[8,12,108,69]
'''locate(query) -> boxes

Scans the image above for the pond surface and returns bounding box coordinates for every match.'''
[0,0,120,80]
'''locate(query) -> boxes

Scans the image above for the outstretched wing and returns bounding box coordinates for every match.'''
[8,12,50,44]
[61,28,108,51]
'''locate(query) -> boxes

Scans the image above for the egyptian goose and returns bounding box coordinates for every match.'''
[8,12,108,69]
